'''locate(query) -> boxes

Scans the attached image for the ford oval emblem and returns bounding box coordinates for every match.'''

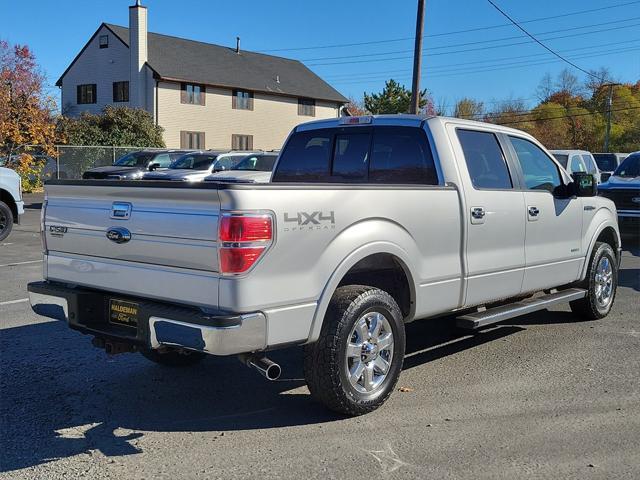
[632,197,640,204]
[106,227,131,244]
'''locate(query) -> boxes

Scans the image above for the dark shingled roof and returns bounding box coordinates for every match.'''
[59,23,347,103]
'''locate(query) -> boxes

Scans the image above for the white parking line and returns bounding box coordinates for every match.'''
[0,260,42,267]
[0,298,29,306]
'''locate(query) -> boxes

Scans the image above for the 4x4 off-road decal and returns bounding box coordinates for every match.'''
[283,211,335,231]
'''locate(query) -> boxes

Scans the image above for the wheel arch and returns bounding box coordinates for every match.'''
[305,242,417,344]
[580,219,621,281]
[0,188,18,221]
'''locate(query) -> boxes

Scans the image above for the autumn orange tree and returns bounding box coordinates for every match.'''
[0,40,57,190]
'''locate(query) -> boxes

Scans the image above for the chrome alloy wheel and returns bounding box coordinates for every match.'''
[0,211,6,234]
[594,256,614,308]
[345,311,394,394]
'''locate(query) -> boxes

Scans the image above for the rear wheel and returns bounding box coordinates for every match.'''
[0,201,14,242]
[140,347,206,367]
[304,285,405,416]
[570,242,617,319]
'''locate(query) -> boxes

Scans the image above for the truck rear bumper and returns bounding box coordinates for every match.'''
[27,281,267,356]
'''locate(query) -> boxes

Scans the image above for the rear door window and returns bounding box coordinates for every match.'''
[457,129,513,189]
[369,127,437,184]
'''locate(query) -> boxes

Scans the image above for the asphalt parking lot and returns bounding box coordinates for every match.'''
[1,193,639,479]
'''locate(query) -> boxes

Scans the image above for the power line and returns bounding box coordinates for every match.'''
[306,22,640,66]
[257,0,640,53]
[323,38,640,80]
[329,46,640,85]
[497,106,640,125]
[485,0,601,79]
[300,16,639,62]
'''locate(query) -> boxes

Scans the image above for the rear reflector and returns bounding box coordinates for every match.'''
[219,215,272,242]
[219,247,266,274]
[218,213,273,275]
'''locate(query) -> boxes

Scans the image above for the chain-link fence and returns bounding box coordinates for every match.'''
[55,146,165,180]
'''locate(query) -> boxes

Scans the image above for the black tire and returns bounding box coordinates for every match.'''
[570,242,618,320]
[0,201,14,242]
[140,347,206,367]
[304,285,406,416]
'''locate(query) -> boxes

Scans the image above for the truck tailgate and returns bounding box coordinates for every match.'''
[43,182,222,307]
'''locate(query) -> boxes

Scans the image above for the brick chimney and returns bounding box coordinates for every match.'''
[129,0,148,109]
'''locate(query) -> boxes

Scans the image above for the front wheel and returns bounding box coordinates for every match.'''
[570,242,618,319]
[304,285,405,416]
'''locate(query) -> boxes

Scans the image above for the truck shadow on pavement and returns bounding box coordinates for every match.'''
[0,306,613,472]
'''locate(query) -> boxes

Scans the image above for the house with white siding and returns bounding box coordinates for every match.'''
[56,1,348,150]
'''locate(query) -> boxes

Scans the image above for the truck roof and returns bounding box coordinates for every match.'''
[295,114,535,138]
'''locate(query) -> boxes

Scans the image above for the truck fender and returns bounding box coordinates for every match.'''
[305,241,417,344]
[579,211,621,281]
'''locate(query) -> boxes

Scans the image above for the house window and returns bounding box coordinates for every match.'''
[180,131,205,149]
[112,81,129,102]
[77,84,97,104]
[232,134,253,150]
[298,98,315,116]
[99,35,109,49]
[232,90,254,110]
[181,83,205,105]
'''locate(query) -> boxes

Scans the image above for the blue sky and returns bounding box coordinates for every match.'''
[3,0,639,112]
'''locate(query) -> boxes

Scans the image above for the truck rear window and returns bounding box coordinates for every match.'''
[273,126,437,185]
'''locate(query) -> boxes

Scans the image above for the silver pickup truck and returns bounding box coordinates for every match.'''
[28,115,621,415]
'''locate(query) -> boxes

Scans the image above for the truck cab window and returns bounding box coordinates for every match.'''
[369,127,437,184]
[331,133,370,181]
[509,136,562,192]
[273,130,332,182]
[457,129,512,189]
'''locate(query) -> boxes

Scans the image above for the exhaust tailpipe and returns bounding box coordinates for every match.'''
[238,354,281,381]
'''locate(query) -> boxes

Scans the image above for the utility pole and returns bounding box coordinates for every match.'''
[410,0,426,114]
[603,83,619,153]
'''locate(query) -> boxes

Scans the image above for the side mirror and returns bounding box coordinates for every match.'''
[600,172,612,182]
[213,165,226,172]
[571,172,597,197]
[148,162,161,171]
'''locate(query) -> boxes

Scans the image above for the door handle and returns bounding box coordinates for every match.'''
[528,206,540,217]
[471,207,485,219]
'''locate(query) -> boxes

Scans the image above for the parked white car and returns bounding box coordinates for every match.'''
[143,151,255,182]
[206,152,279,183]
[0,167,24,241]
[551,150,602,184]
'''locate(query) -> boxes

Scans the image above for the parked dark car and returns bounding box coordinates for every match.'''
[598,152,640,233]
[82,150,191,180]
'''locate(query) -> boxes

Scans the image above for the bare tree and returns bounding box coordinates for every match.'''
[584,67,616,96]
[536,72,554,102]
[555,68,582,96]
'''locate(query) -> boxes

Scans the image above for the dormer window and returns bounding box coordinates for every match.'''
[99,35,109,49]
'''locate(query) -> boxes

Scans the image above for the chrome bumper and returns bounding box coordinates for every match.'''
[149,314,267,356]
[28,290,69,322]
[27,282,267,356]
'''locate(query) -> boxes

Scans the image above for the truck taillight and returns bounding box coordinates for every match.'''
[218,213,273,274]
